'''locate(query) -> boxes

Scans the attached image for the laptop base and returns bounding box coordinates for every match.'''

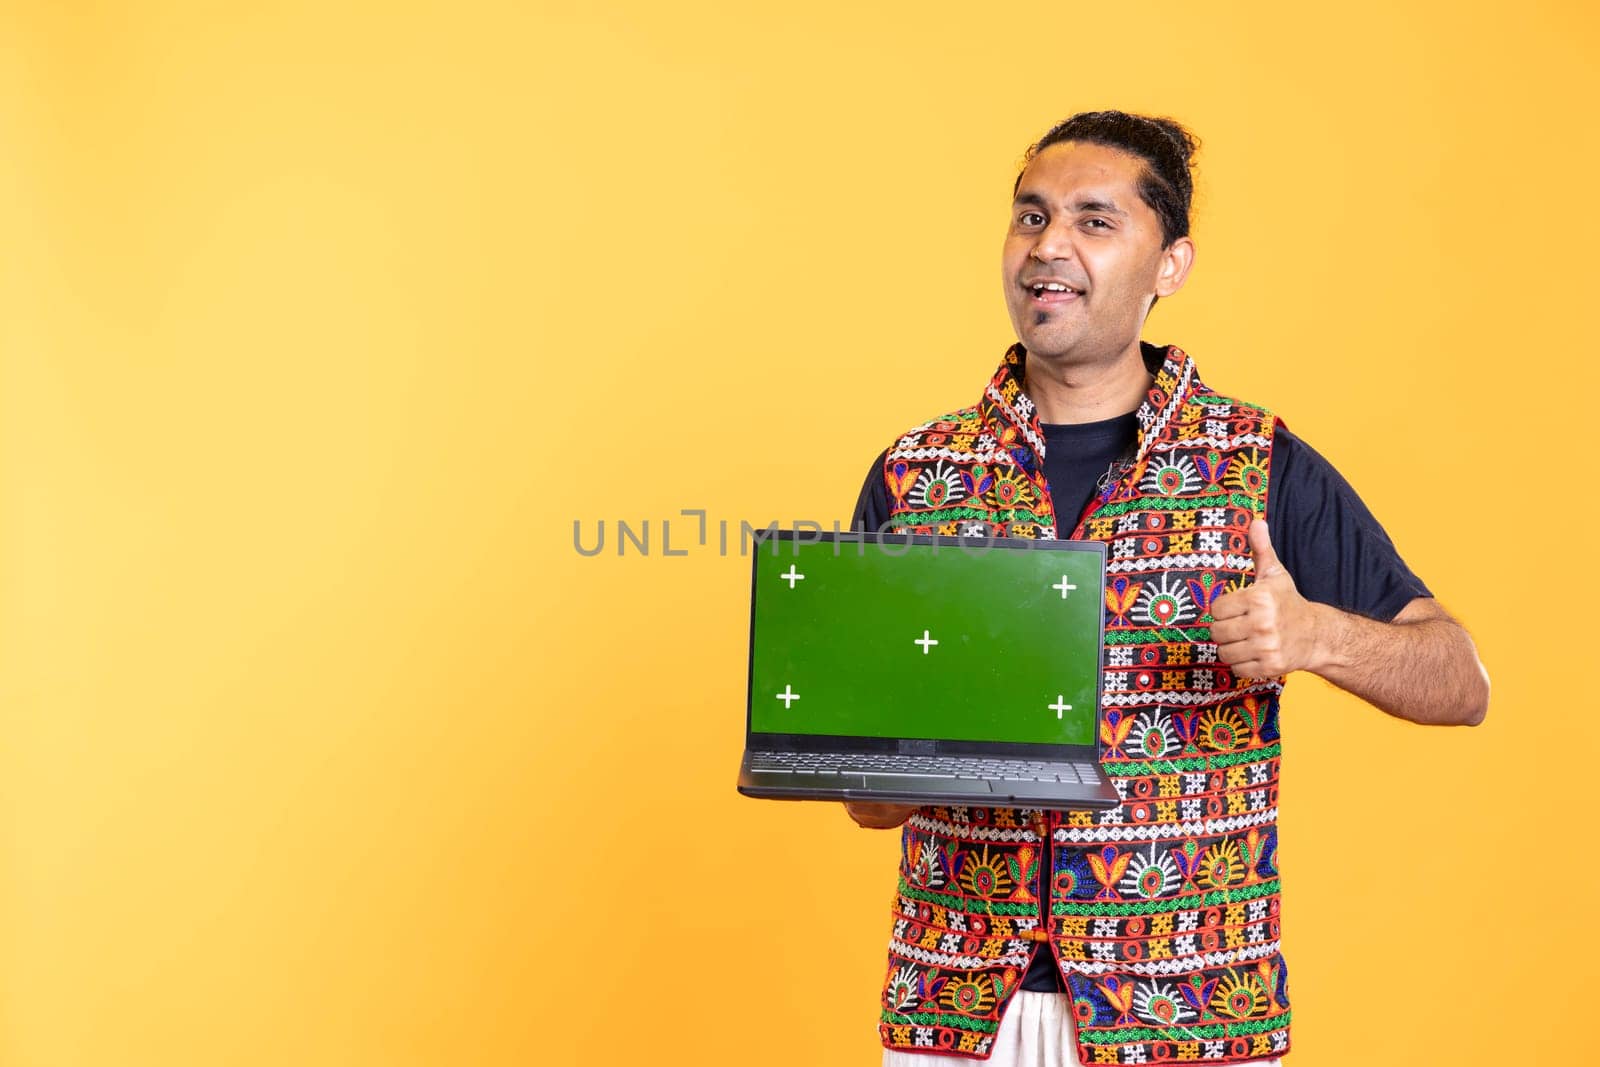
[738,761,1120,811]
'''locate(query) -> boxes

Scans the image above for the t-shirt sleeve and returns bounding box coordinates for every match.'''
[851,448,893,531]
[1265,425,1431,623]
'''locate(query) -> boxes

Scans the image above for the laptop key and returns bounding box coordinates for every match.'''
[841,767,941,778]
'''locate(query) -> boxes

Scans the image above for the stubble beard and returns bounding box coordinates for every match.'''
[1016,294,1150,378]
[1018,312,1108,372]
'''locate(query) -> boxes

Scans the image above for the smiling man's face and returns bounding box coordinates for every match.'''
[1002,141,1189,368]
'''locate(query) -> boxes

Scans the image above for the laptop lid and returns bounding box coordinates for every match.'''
[746,530,1105,758]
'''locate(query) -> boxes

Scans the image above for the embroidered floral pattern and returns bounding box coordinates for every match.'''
[877,346,1290,1064]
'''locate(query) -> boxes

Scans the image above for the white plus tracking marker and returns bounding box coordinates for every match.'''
[1052,575,1078,599]
[780,565,805,589]
[776,685,800,708]
[1049,695,1073,719]
[914,630,939,654]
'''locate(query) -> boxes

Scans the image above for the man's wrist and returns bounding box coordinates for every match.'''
[1306,601,1353,677]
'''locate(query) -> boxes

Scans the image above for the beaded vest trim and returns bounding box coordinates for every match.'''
[876,345,1289,1064]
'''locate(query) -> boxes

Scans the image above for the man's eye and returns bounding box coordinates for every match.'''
[1083,218,1111,230]
[1019,212,1045,226]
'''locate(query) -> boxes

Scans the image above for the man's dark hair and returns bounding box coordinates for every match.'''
[1016,111,1200,249]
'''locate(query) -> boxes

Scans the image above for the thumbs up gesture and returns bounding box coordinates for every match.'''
[1209,519,1326,680]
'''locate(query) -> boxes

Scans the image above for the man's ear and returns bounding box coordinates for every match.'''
[1154,236,1196,298]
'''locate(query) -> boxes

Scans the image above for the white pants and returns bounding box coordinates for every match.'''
[882,992,1283,1067]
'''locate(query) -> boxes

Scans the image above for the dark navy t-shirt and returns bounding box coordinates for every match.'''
[849,419,1430,630]
[848,404,1430,991]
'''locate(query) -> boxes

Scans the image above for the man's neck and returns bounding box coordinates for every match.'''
[1023,341,1153,425]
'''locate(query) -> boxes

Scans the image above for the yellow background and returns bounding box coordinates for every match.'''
[3,2,1596,1064]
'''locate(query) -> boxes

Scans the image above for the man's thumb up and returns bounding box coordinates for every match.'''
[1247,518,1286,580]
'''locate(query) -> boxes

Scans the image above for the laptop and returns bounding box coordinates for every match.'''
[737,529,1119,810]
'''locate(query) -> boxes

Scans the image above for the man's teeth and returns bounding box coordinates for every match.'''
[1033,283,1078,293]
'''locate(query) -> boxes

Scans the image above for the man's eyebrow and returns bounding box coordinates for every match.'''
[1010,191,1130,217]
[1073,197,1128,217]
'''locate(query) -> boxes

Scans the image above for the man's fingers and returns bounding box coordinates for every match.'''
[1214,634,1255,663]
[845,802,915,829]
[1209,617,1248,645]
[1247,518,1285,578]
[1210,591,1249,620]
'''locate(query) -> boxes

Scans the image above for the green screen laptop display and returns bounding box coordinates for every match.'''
[749,535,1102,747]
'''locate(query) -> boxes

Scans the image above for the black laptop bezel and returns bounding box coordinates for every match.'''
[744,528,1106,761]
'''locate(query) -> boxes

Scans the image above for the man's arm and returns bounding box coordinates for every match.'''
[850,448,893,533]
[1211,519,1489,726]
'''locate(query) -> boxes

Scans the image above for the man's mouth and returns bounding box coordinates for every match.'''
[1025,279,1084,304]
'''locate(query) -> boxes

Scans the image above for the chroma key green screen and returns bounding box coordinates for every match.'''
[748,535,1102,746]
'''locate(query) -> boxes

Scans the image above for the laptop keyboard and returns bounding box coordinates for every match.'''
[748,750,1102,784]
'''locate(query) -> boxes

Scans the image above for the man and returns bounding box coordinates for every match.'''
[846,111,1489,1066]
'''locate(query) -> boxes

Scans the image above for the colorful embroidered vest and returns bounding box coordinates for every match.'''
[877,344,1289,1064]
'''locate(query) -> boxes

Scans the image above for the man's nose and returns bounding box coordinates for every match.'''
[1031,219,1076,262]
